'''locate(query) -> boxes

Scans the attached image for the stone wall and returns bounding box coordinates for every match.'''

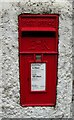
[1,0,73,118]
[72,1,74,118]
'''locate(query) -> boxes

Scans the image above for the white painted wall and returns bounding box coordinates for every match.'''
[0,0,72,118]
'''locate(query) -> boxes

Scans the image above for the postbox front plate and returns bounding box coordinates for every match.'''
[19,14,59,106]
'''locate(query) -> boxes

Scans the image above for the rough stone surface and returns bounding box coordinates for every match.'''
[0,0,73,118]
[72,1,74,118]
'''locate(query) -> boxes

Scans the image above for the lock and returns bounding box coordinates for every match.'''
[18,14,59,106]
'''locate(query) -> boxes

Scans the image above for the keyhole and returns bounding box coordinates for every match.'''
[36,54,41,61]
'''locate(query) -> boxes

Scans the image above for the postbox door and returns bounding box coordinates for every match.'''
[20,54,58,106]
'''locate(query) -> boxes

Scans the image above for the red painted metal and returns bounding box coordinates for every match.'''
[18,14,59,106]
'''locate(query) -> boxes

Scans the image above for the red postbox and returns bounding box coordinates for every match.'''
[18,14,59,106]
